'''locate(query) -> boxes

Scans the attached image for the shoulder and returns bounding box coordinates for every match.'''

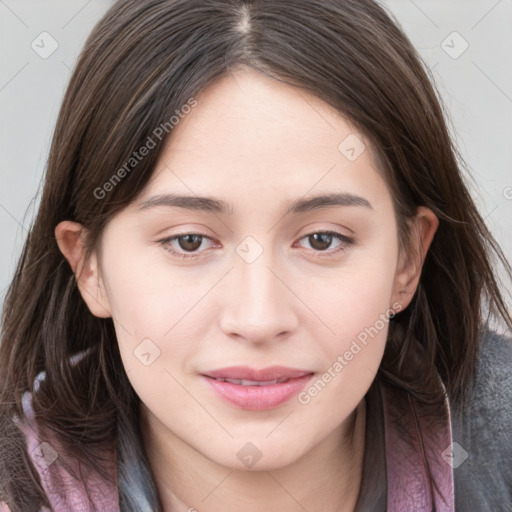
[469,328,512,426]
[451,327,512,511]
[465,328,512,464]
[476,327,512,374]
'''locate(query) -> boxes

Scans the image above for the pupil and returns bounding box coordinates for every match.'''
[310,233,332,251]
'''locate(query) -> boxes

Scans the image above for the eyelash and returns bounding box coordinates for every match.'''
[158,230,354,260]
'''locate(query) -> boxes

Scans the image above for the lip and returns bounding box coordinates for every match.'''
[201,366,314,410]
[203,365,313,381]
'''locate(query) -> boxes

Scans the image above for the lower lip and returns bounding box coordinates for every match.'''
[202,374,314,410]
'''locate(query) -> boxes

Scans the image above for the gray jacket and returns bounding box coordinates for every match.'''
[452,329,512,511]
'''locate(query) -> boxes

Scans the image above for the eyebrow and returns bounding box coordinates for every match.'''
[138,192,372,215]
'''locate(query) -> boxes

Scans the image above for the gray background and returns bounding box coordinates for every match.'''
[1,0,511,312]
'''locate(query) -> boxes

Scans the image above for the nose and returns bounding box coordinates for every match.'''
[218,251,299,345]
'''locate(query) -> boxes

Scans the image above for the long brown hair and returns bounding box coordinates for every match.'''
[1,0,511,510]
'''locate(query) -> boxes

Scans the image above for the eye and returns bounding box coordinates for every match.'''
[158,230,354,260]
[159,232,217,259]
[296,230,354,257]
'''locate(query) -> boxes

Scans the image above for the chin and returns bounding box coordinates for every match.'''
[206,442,303,473]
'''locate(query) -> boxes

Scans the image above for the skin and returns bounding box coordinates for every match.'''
[56,67,438,512]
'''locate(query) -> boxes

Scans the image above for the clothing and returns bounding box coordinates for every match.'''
[1,329,511,511]
[451,329,512,511]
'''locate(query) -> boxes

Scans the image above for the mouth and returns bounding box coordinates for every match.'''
[202,365,313,381]
[208,377,290,386]
[200,366,314,410]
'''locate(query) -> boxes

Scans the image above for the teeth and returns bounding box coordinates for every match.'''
[216,378,289,386]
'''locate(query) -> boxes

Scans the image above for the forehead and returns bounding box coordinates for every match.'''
[166,67,361,160]
[136,67,391,213]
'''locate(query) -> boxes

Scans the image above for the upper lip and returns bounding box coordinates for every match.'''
[202,366,313,381]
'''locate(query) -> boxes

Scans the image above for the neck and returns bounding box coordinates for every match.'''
[142,398,366,512]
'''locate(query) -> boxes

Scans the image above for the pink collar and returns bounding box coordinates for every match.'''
[18,392,120,512]
[381,379,455,511]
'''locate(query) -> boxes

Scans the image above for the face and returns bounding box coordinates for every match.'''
[60,67,436,472]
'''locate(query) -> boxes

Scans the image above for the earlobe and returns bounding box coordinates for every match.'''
[391,207,439,310]
[54,221,112,318]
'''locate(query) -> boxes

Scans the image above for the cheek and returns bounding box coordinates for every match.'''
[108,267,209,423]
[100,247,213,379]
[297,275,394,417]
[310,248,397,334]
[300,240,398,380]
[101,237,207,332]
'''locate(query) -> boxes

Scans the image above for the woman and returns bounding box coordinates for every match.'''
[1,0,511,511]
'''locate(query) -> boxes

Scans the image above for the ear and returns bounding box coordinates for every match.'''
[390,206,439,312]
[54,221,112,318]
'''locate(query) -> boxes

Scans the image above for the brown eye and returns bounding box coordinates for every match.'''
[177,234,204,252]
[308,233,334,251]
[297,230,355,258]
[159,232,216,259]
